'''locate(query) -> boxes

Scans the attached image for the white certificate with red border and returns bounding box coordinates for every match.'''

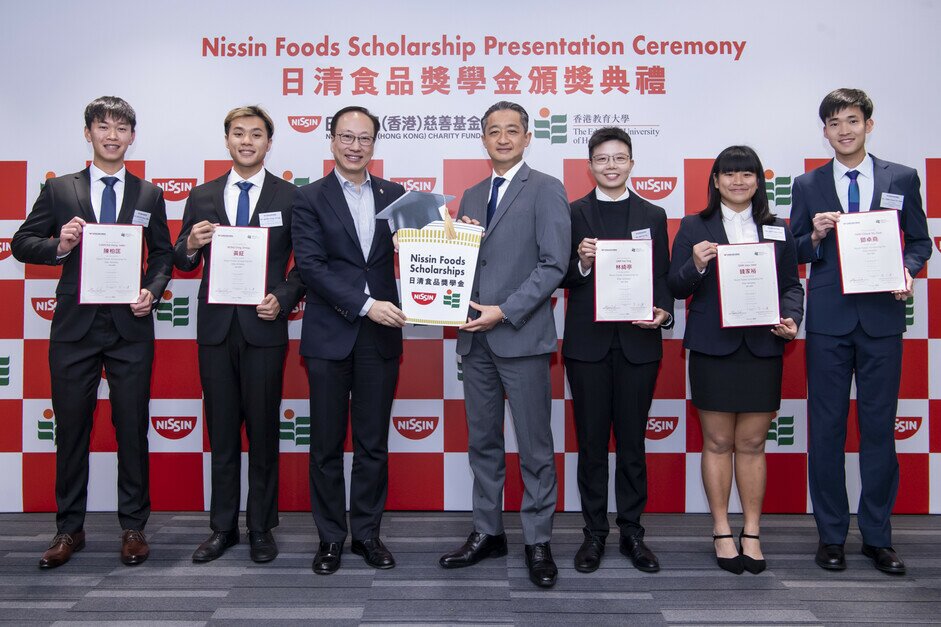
[716,242,780,328]
[835,210,906,294]
[79,224,142,304]
[207,226,269,305]
[594,239,654,322]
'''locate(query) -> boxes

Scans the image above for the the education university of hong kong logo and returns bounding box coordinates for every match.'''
[645,416,678,440]
[156,290,190,327]
[905,295,915,329]
[0,355,10,386]
[764,170,792,207]
[631,177,676,201]
[282,170,311,187]
[393,416,439,440]
[280,409,310,446]
[766,415,795,445]
[534,107,567,144]
[894,416,922,440]
[151,416,197,440]
[443,290,461,309]
[32,297,57,321]
[0,238,12,261]
[38,408,56,444]
[153,178,197,202]
[390,178,437,192]
[288,116,322,133]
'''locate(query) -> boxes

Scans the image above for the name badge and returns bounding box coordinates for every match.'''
[259,212,283,228]
[631,228,652,240]
[880,192,904,211]
[762,225,785,241]
[132,210,151,227]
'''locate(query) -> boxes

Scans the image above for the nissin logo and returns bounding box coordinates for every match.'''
[288,116,322,133]
[31,297,57,320]
[0,238,12,261]
[412,292,436,305]
[153,178,197,202]
[391,177,436,192]
[394,416,439,440]
[288,299,305,321]
[645,416,678,440]
[151,416,196,440]
[894,416,922,440]
[631,177,677,201]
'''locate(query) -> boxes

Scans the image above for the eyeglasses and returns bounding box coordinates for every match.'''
[591,154,632,166]
[334,132,375,146]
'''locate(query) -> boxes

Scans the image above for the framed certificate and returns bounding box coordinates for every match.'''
[207,226,269,305]
[594,239,654,322]
[79,223,143,304]
[835,209,906,294]
[716,242,780,328]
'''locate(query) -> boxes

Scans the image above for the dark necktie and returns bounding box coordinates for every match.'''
[100,176,118,224]
[486,177,506,226]
[846,170,860,213]
[236,181,253,226]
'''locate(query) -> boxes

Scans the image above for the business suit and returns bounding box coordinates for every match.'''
[790,155,931,547]
[456,163,570,545]
[11,167,172,534]
[561,190,673,540]
[174,170,305,534]
[292,171,404,543]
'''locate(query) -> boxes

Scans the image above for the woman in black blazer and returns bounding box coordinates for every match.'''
[668,146,803,574]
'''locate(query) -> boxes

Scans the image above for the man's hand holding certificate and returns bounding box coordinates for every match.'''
[208,226,269,305]
[716,242,780,328]
[594,240,654,322]
[835,209,906,294]
[79,223,143,304]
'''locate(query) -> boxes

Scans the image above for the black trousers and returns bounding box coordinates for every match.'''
[565,338,659,540]
[199,315,286,533]
[50,308,152,534]
[306,319,399,543]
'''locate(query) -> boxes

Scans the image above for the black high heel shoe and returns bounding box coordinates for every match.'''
[738,531,767,574]
[713,534,744,574]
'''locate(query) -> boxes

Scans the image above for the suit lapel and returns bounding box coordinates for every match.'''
[819,160,844,214]
[73,169,95,223]
[323,170,362,257]
[487,163,528,235]
[703,209,730,245]
[118,173,140,224]
[626,193,644,239]
[211,175,230,226]
[250,171,278,225]
[870,155,891,211]
[584,192,604,237]
[365,177,390,262]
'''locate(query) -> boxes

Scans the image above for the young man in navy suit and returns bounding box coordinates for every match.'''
[791,88,931,574]
[12,96,173,568]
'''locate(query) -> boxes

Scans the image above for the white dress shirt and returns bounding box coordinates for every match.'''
[89,163,126,223]
[720,203,759,244]
[333,169,377,316]
[224,167,266,225]
[490,159,525,207]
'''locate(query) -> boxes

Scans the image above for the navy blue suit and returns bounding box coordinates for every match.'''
[791,155,931,546]
[668,212,803,357]
[292,171,404,542]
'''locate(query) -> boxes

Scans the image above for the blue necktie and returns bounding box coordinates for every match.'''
[486,177,506,226]
[846,170,860,213]
[100,176,118,224]
[236,181,252,226]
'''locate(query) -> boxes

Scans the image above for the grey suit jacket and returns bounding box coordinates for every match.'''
[456,163,571,358]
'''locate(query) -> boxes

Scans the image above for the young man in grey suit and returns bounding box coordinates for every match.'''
[438,101,571,588]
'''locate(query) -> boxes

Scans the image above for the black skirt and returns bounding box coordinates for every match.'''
[689,342,783,413]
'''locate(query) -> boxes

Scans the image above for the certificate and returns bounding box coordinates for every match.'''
[207,226,269,305]
[79,224,142,304]
[716,242,780,328]
[835,210,906,294]
[594,239,653,322]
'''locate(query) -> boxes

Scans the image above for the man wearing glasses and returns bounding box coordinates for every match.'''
[292,106,406,574]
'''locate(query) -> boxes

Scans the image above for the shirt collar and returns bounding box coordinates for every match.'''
[491,160,524,186]
[595,187,631,203]
[89,163,126,183]
[833,153,874,180]
[720,202,753,223]
[334,168,371,192]
[227,167,266,189]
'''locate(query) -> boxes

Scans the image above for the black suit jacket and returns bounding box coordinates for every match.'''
[173,170,305,347]
[562,191,674,364]
[668,211,803,357]
[12,167,172,342]
[292,171,405,360]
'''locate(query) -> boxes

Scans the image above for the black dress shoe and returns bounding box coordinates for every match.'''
[351,537,395,569]
[193,530,240,563]
[862,544,906,574]
[439,531,508,568]
[312,541,342,575]
[815,543,846,571]
[525,542,558,588]
[620,535,660,573]
[574,534,605,573]
[249,531,278,563]
[713,534,744,574]
[738,531,766,574]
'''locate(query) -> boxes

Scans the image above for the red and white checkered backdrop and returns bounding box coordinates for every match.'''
[1,1,939,515]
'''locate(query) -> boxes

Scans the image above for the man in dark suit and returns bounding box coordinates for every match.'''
[175,106,305,564]
[791,88,931,574]
[292,106,405,574]
[12,96,172,568]
[561,127,673,574]
[438,101,570,588]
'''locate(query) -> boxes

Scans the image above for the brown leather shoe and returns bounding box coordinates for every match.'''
[121,529,149,565]
[38,531,86,569]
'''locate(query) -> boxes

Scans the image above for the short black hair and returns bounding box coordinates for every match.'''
[700,145,775,226]
[330,106,380,137]
[481,101,529,132]
[588,126,632,159]
[819,88,874,123]
[84,96,136,131]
